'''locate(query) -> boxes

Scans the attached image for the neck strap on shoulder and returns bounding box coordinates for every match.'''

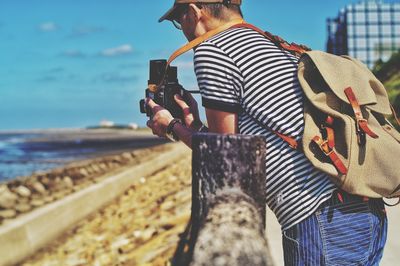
[167,18,245,66]
[156,18,245,88]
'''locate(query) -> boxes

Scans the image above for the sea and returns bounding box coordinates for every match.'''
[0,130,166,182]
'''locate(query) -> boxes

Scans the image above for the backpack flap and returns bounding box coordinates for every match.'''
[298,51,400,198]
[303,51,392,115]
[342,55,393,116]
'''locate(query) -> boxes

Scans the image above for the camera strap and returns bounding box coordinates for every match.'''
[156,18,245,89]
[166,18,245,66]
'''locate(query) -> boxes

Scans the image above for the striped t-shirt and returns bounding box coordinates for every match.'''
[193,27,336,230]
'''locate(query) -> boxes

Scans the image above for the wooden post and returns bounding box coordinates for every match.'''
[180,133,273,266]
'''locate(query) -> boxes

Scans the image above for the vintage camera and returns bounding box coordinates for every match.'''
[139,60,185,120]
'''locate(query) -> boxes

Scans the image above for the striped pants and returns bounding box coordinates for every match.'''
[282,191,387,266]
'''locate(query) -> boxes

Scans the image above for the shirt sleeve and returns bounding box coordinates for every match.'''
[194,41,243,113]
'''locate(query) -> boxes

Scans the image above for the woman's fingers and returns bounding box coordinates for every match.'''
[174,94,189,109]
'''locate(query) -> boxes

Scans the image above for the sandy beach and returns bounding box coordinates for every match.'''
[20,152,192,266]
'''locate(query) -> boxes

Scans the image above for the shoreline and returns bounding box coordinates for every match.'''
[0,142,175,224]
[0,127,150,134]
[0,128,168,182]
[0,143,191,266]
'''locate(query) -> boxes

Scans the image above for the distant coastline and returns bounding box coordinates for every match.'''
[0,128,167,182]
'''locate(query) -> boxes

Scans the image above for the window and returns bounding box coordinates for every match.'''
[368,25,379,36]
[355,11,366,23]
[394,39,400,51]
[357,50,368,61]
[347,13,353,23]
[381,39,392,50]
[355,5,365,11]
[394,12,400,23]
[395,36,400,46]
[368,12,378,22]
[368,50,376,61]
[356,25,367,35]
[394,25,400,35]
[369,37,380,48]
[381,12,391,23]
[382,25,392,35]
[380,6,390,12]
[348,38,355,49]
[367,2,378,11]
[347,25,354,36]
[356,38,367,49]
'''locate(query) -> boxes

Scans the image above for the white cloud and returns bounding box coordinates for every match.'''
[100,44,133,57]
[39,22,58,32]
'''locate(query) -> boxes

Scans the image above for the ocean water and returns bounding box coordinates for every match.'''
[0,131,166,182]
[0,133,88,181]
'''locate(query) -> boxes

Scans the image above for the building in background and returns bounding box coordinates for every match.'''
[327,0,400,69]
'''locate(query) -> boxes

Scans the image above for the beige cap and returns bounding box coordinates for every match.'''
[159,0,242,22]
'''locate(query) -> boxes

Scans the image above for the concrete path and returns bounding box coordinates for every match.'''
[381,203,400,266]
[266,203,400,265]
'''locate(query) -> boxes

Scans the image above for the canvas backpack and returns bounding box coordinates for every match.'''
[297,51,400,199]
[166,20,400,200]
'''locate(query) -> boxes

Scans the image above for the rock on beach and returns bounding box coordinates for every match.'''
[0,186,18,209]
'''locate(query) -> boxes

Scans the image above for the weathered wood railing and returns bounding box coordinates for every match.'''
[172,133,274,266]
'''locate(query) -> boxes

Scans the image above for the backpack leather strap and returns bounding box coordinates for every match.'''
[344,87,379,145]
[230,23,310,56]
[312,135,348,175]
[313,116,348,175]
[274,131,299,149]
[324,115,336,148]
[390,104,400,126]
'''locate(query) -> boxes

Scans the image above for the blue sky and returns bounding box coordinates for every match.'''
[0,0,398,130]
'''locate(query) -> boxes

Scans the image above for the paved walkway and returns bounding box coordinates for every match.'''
[266,201,400,265]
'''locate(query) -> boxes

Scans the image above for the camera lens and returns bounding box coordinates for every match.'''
[149,60,167,85]
[139,99,146,114]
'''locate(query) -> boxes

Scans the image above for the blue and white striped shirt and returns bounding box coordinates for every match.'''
[193,27,336,230]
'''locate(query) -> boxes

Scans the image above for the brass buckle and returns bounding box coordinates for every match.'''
[356,118,367,132]
[319,140,333,156]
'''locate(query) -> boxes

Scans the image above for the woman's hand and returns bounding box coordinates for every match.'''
[146,98,174,138]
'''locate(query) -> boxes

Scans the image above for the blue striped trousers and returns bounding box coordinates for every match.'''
[282,191,387,266]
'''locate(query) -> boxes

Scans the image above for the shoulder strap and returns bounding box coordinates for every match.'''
[390,104,400,126]
[156,18,245,88]
[229,23,310,57]
[167,18,245,66]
